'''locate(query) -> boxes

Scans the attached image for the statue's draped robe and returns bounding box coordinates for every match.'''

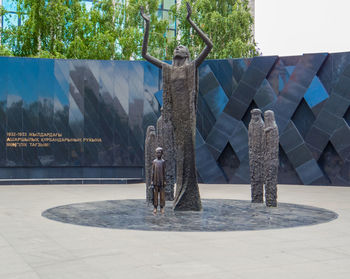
[162,62,202,211]
[156,115,175,201]
[145,126,157,203]
[264,123,279,207]
[248,117,265,203]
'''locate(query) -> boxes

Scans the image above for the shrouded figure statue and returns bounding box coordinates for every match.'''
[141,3,213,211]
[151,147,166,214]
[156,111,175,201]
[248,109,265,203]
[264,110,279,207]
[145,126,157,203]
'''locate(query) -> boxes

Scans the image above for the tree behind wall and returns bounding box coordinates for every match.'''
[1,0,81,58]
[0,0,258,59]
[170,0,258,59]
[0,44,12,56]
[0,0,170,60]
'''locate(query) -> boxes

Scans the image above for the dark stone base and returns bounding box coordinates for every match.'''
[42,199,338,232]
[266,200,277,207]
[165,191,174,201]
[251,199,264,203]
[0,178,143,185]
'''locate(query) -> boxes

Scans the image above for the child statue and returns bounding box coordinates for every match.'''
[151,147,166,214]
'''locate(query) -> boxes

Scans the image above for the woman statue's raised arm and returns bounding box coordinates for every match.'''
[141,7,165,69]
[186,2,213,68]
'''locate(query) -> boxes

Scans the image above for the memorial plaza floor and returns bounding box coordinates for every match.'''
[0,183,350,279]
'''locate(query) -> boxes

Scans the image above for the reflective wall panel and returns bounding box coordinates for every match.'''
[1,53,350,185]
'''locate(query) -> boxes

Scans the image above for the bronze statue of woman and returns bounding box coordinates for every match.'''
[141,3,213,211]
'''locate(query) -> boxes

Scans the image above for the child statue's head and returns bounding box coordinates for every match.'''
[155,147,163,158]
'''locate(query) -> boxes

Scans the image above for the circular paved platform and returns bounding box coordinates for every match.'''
[42,199,338,232]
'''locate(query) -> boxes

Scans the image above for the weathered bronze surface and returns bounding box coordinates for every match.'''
[264,110,279,207]
[145,126,157,203]
[151,147,166,212]
[141,3,213,211]
[156,113,175,201]
[248,109,265,203]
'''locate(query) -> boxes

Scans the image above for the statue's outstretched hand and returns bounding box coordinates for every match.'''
[140,6,150,22]
[186,2,192,20]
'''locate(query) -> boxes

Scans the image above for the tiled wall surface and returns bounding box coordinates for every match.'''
[1,53,350,185]
[0,58,160,179]
[194,53,350,186]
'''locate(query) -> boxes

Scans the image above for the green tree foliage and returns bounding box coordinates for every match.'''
[170,0,258,59]
[0,44,12,56]
[0,0,169,60]
[0,0,257,60]
[1,0,71,58]
[116,0,169,60]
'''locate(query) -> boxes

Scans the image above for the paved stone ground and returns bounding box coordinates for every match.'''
[0,183,350,278]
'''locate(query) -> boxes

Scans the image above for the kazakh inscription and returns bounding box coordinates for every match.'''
[6,132,102,148]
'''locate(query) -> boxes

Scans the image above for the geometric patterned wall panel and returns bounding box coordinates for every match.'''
[1,53,350,185]
[192,53,350,186]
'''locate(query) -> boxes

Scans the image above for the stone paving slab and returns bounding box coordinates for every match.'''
[0,183,349,278]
